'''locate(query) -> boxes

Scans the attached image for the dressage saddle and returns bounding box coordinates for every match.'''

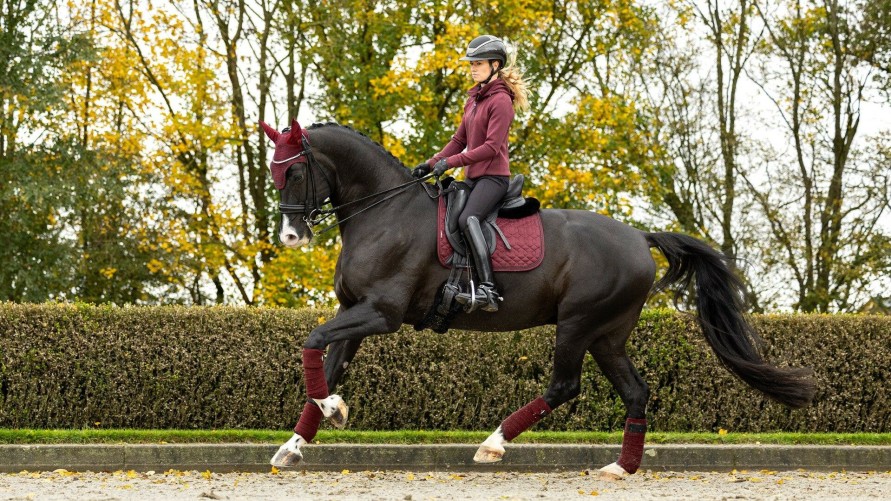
[441,174,540,262]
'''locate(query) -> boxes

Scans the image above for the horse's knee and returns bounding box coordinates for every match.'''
[304,330,325,350]
[544,380,581,408]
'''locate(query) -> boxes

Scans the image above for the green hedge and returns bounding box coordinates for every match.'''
[0,303,888,432]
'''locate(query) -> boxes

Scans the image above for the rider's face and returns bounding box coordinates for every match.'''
[470,60,498,84]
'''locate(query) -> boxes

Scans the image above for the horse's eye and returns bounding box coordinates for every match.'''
[288,166,305,183]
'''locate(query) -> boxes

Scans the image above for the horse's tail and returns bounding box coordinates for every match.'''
[645,231,816,409]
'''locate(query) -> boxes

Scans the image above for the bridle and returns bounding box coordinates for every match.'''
[277,136,440,237]
[276,134,333,232]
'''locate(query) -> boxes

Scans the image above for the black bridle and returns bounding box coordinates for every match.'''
[278,137,439,237]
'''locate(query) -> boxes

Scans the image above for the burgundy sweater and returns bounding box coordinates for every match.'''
[430,79,515,179]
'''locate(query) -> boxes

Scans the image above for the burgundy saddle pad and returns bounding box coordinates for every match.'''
[436,197,545,272]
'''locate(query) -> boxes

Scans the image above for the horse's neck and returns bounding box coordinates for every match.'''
[316,133,430,225]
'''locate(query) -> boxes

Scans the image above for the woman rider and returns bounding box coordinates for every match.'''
[412,35,529,313]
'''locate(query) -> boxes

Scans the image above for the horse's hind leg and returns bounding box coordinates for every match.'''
[271,338,363,467]
[474,337,587,463]
[587,338,649,480]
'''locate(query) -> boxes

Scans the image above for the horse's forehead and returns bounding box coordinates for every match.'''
[270,132,309,189]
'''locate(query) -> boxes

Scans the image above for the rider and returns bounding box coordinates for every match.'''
[412,35,529,313]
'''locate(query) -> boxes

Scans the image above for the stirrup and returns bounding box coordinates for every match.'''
[456,282,501,313]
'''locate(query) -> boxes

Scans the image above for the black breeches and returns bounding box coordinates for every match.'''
[458,176,509,233]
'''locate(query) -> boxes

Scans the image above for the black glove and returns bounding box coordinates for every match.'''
[432,158,449,177]
[411,162,431,178]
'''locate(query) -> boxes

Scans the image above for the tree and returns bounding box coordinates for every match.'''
[745,0,889,311]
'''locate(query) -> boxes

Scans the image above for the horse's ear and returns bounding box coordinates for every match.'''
[260,121,280,142]
[287,118,303,144]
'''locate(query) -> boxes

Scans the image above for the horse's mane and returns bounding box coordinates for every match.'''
[308,122,408,171]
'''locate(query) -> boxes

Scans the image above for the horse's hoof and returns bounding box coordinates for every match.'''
[315,394,349,429]
[598,462,629,481]
[270,447,303,467]
[473,444,505,463]
[270,434,305,468]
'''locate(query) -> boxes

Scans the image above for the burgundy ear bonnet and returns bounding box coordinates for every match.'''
[260,119,309,189]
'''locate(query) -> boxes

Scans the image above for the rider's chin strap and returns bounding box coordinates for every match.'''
[482,61,500,85]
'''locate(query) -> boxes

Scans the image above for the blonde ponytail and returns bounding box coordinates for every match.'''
[499,41,530,113]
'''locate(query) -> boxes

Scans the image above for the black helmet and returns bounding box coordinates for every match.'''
[460,35,507,67]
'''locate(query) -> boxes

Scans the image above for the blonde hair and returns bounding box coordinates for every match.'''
[498,41,530,113]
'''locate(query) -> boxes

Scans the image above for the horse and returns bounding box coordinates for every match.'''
[260,119,816,479]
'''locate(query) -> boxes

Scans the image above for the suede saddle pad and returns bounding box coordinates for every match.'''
[436,197,545,272]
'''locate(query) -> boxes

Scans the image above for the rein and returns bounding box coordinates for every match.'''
[278,141,441,237]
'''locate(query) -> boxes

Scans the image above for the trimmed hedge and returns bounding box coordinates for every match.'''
[0,303,888,432]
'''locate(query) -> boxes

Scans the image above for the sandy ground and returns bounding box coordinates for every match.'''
[1,468,889,500]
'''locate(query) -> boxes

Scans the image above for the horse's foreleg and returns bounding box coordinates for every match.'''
[301,347,350,426]
[474,341,586,463]
[316,338,363,428]
[588,344,649,480]
[473,398,552,463]
[273,301,401,467]
[271,338,363,468]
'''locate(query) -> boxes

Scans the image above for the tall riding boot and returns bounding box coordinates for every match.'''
[463,216,501,312]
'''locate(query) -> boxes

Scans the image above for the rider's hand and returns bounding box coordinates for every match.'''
[432,158,449,177]
[411,162,431,178]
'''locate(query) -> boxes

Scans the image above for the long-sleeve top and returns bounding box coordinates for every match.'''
[429,79,515,179]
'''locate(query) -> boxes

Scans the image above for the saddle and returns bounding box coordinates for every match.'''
[416,175,544,334]
[441,175,539,258]
[438,175,544,272]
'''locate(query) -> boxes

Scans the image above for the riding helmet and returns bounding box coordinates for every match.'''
[460,35,507,67]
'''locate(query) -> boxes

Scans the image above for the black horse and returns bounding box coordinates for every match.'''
[261,120,815,478]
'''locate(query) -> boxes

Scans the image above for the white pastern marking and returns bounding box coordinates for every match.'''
[283,432,305,453]
[270,433,306,466]
[473,426,506,463]
[599,462,629,477]
[312,394,344,418]
[481,427,506,451]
